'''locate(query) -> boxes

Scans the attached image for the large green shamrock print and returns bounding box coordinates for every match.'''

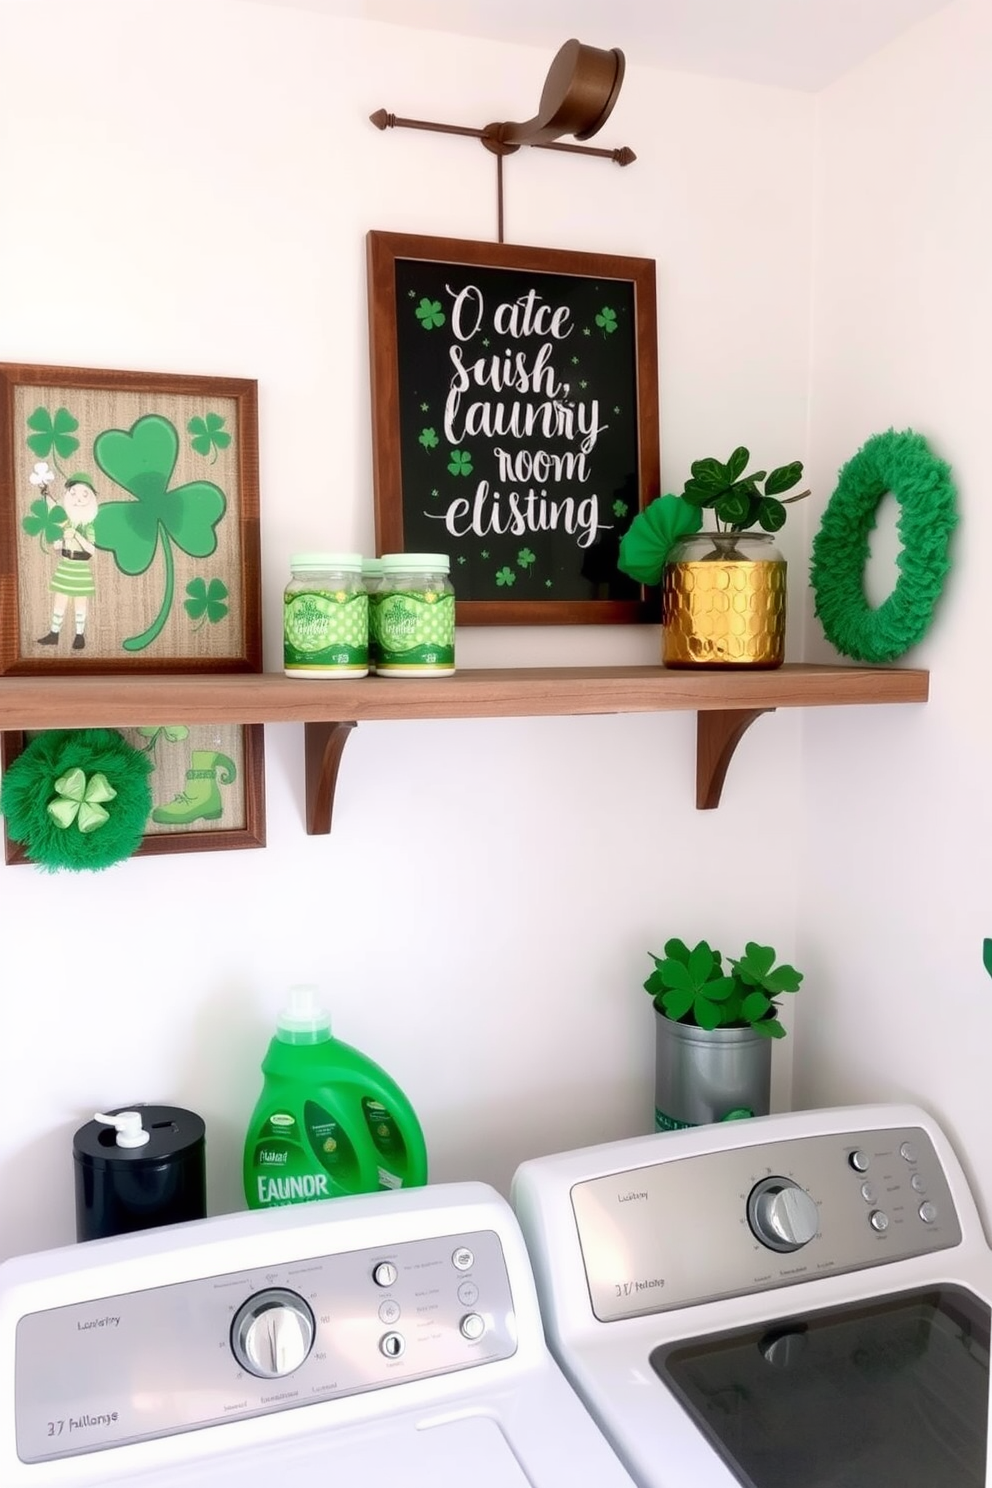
[93,414,226,653]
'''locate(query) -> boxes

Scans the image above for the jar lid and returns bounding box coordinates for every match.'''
[290,552,363,571]
[361,557,384,575]
[380,552,451,573]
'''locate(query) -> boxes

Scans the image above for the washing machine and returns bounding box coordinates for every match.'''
[0,1180,637,1487]
[511,1103,991,1487]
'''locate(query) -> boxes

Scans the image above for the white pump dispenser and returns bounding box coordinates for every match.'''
[94,1110,151,1148]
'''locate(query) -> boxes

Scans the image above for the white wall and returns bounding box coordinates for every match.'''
[0,0,814,1257]
[797,0,992,1222]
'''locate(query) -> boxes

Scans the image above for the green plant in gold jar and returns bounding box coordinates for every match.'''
[619,448,809,669]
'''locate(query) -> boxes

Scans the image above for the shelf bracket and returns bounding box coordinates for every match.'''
[696,708,773,810]
[304,721,357,835]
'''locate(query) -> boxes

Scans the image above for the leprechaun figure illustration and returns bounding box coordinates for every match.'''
[37,475,100,651]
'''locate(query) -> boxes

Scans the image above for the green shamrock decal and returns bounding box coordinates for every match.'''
[93,414,226,653]
[517,548,536,569]
[594,306,618,335]
[187,412,232,462]
[415,297,445,329]
[26,406,79,468]
[495,566,516,587]
[137,724,190,757]
[22,498,67,550]
[419,427,439,450]
[612,499,629,518]
[447,448,473,477]
[185,576,229,628]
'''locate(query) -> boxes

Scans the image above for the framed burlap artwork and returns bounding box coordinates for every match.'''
[0,363,260,675]
[1,722,266,861]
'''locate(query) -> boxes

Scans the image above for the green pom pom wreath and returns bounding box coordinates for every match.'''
[0,728,152,872]
[810,429,957,663]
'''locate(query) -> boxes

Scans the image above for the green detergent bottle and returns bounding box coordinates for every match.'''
[243,985,428,1210]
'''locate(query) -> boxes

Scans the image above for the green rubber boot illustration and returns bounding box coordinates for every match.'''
[151,751,237,826]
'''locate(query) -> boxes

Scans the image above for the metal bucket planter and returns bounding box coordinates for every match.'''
[654,1011,772,1131]
[662,531,786,669]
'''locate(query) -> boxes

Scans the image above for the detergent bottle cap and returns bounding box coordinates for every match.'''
[93,1110,151,1148]
[276,985,333,1044]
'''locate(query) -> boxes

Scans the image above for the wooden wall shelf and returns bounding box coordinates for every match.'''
[0,663,929,832]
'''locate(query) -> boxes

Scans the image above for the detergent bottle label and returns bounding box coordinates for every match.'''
[303,1100,361,1188]
[362,1097,406,1189]
[250,1111,333,1206]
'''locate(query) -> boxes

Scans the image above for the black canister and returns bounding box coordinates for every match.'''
[72,1105,206,1242]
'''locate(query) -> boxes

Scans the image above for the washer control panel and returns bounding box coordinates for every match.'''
[570,1125,962,1321]
[15,1228,515,1463]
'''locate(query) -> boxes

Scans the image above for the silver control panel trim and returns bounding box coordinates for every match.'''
[15,1228,515,1463]
[569,1124,962,1321]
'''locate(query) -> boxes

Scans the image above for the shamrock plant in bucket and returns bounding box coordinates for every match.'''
[643,938,805,1130]
[646,939,804,1037]
[619,448,809,668]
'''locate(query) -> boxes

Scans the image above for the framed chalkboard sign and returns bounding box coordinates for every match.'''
[366,231,660,625]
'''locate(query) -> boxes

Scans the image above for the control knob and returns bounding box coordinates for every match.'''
[231,1288,315,1378]
[747,1177,819,1252]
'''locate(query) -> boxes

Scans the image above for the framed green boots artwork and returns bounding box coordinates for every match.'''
[1,723,266,862]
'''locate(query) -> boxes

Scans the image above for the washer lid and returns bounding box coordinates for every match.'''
[652,1283,989,1488]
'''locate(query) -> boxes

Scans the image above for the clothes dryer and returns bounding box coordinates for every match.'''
[512,1104,990,1487]
[0,1181,636,1488]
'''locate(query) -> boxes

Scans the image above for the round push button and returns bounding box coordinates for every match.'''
[460,1312,486,1341]
[849,1151,870,1173]
[919,1201,938,1224]
[900,1141,919,1163]
[869,1210,890,1232]
[373,1261,398,1288]
[452,1247,475,1271]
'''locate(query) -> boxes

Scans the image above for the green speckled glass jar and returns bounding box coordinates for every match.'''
[373,554,455,677]
[283,553,368,678]
[662,531,786,669]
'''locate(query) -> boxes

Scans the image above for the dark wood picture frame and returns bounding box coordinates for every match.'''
[1,723,266,862]
[0,362,261,675]
[367,231,660,625]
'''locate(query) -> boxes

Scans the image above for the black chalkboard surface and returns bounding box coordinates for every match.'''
[367,232,660,625]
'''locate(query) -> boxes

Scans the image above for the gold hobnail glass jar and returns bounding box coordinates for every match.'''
[662,531,786,669]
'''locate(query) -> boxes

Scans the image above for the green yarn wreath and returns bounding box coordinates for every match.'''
[809,429,957,663]
[0,728,152,872]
